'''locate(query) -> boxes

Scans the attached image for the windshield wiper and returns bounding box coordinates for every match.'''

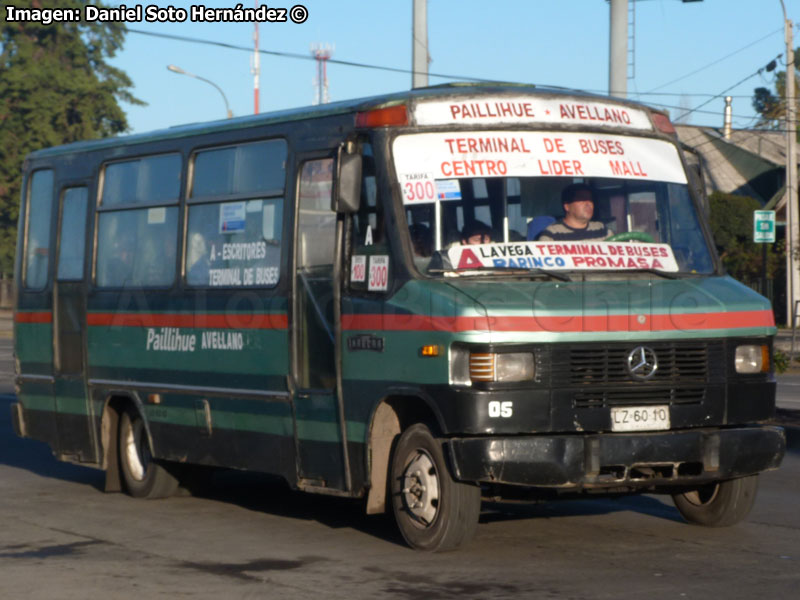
[623,268,678,280]
[581,267,678,279]
[428,266,571,281]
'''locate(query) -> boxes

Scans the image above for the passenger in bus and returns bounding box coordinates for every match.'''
[409,223,433,257]
[427,221,492,271]
[140,228,177,286]
[102,230,136,287]
[460,221,492,245]
[537,183,609,242]
[187,232,210,285]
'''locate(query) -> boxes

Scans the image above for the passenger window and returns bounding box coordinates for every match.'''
[192,139,287,198]
[186,199,282,287]
[96,153,181,288]
[186,139,287,288]
[297,159,335,269]
[628,191,660,242]
[101,154,181,206]
[96,208,179,287]
[349,146,392,293]
[24,169,54,290]
[57,187,89,281]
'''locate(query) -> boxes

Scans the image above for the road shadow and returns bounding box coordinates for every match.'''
[480,493,683,526]
[176,465,686,548]
[176,467,408,548]
[784,425,800,455]
[0,397,104,490]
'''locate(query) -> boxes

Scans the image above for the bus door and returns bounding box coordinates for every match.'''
[291,157,347,490]
[52,185,95,461]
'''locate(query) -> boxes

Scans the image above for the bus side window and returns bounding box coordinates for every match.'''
[348,145,391,293]
[96,208,179,288]
[185,199,283,288]
[95,154,181,288]
[57,187,89,281]
[186,139,287,288]
[23,169,55,290]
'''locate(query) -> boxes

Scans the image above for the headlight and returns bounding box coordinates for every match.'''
[470,352,535,383]
[735,344,769,374]
[449,346,472,386]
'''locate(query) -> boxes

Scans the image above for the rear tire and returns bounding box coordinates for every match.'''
[390,424,481,551]
[671,475,759,527]
[118,408,178,499]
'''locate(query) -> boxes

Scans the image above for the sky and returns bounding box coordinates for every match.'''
[106,0,800,135]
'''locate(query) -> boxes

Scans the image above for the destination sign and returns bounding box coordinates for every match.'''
[414,96,654,130]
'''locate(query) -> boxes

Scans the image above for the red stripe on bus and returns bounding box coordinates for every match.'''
[86,312,289,330]
[15,311,53,324]
[341,309,774,333]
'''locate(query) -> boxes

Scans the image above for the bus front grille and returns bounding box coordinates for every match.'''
[572,386,706,408]
[550,341,723,386]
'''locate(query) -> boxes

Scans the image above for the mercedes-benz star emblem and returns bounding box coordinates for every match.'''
[627,346,658,380]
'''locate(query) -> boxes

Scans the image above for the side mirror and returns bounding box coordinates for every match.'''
[334,153,362,213]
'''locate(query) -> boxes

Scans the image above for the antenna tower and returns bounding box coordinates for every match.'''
[311,43,333,105]
[251,8,260,114]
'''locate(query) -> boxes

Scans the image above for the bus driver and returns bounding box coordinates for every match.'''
[537,183,610,242]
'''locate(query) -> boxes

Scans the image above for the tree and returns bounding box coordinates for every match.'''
[0,0,142,276]
[708,191,783,282]
[752,52,798,129]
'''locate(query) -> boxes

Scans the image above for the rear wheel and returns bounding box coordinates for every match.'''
[118,408,178,499]
[671,475,759,527]
[390,424,481,551]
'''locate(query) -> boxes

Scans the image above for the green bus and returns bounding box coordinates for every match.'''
[11,84,785,551]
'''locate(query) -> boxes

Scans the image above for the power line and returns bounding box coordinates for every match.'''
[671,56,782,122]
[647,100,768,120]
[125,27,494,84]
[643,26,785,94]
[126,26,789,123]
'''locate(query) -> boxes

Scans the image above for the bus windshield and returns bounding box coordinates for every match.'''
[393,131,714,277]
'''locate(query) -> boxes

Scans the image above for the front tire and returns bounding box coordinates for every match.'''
[390,424,481,551]
[118,408,178,499]
[671,475,759,527]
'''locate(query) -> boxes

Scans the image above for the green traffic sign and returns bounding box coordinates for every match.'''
[753,210,776,243]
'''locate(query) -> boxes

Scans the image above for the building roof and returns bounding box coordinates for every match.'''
[675,124,787,213]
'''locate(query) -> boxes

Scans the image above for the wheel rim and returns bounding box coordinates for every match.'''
[401,449,440,527]
[683,483,719,506]
[123,416,151,482]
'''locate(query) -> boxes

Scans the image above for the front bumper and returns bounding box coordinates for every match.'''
[447,425,785,489]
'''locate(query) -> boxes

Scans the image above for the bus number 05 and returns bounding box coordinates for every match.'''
[488,401,513,418]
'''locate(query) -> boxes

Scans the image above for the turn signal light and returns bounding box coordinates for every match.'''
[421,344,440,357]
[355,105,409,128]
[651,112,676,134]
[469,352,535,382]
[469,353,496,381]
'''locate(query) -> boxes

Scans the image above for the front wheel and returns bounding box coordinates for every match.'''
[390,424,481,551]
[118,408,178,499]
[671,475,759,527]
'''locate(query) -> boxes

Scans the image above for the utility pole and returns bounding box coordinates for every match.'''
[412,0,428,88]
[782,0,799,327]
[608,0,627,97]
[252,4,260,114]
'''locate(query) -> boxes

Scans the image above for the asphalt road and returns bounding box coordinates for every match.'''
[0,338,798,598]
[776,374,800,411]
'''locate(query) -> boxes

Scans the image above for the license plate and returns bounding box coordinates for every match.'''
[610,405,670,432]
